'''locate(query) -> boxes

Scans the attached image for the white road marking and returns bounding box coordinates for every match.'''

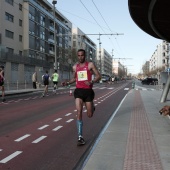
[0,149,2,151]
[54,118,62,122]
[52,126,63,131]
[0,151,22,163]
[24,98,31,100]
[32,96,38,99]
[83,110,87,112]
[15,134,31,142]
[8,100,14,103]
[108,88,114,89]
[66,119,74,123]
[32,136,47,143]
[74,110,77,112]
[65,113,72,116]
[38,125,49,130]
[143,88,147,90]
[124,88,129,90]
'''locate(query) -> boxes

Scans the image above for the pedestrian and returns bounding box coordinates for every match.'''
[0,66,6,102]
[51,70,59,94]
[42,70,50,97]
[32,71,37,89]
[62,49,101,146]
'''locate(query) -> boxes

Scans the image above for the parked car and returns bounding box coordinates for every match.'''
[141,78,158,85]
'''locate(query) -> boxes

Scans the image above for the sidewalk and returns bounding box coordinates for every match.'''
[82,88,170,170]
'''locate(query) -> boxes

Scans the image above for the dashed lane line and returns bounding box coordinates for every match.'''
[52,125,63,131]
[0,151,23,163]
[32,136,47,143]
[66,119,74,123]
[14,134,31,142]
[54,118,62,122]
[65,113,72,116]
[38,125,49,130]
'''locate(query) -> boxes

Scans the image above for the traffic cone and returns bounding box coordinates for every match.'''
[69,89,72,96]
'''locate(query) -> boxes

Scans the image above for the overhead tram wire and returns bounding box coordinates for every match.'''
[91,0,116,34]
[79,0,108,35]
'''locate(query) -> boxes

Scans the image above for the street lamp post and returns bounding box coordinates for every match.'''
[52,0,57,70]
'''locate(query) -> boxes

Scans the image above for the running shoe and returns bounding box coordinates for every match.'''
[77,136,85,146]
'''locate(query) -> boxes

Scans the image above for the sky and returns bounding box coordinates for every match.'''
[47,0,162,74]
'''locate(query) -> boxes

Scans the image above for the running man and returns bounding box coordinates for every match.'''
[51,70,59,94]
[42,70,50,97]
[0,66,6,102]
[62,49,101,146]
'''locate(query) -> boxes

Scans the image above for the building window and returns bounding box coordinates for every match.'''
[19,51,22,56]
[40,14,45,27]
[40,26,45,40]
[73,35,76,39]
[73,41,76,47]
[5,29,14,39]
[29,20,35,35]
[29,35,36,50]
[29,5,35,21]
[19,19,22,26]
[5,12,14,22]
[6,47,14,54]
[5,0,13,5]
[19,4,22,11]
[19,35,22,42]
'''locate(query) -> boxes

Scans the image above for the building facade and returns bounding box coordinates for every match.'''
[72,27,97,64]
[96,48,112,76]
[150,41,169,73]
[0,0,72,84]
[112,60,126,79]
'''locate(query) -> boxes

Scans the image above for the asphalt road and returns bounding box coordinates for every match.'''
[0,81,132,170]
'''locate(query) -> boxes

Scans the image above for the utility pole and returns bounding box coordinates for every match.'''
[98,34,102,74]
[52,0,57,70]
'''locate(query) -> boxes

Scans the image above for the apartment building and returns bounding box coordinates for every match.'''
[96,48,112,76]
[0,0,72,83]
[112,60,126,78]
[72,27,97,64]
[150,40,169,73]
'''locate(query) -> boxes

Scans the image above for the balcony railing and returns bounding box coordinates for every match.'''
[0,52,53,68]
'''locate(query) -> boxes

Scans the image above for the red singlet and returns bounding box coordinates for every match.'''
[76,62,93,89]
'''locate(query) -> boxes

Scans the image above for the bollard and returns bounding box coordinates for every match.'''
[132,81,135,89]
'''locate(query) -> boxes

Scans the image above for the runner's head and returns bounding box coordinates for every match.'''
[77,49,86,63]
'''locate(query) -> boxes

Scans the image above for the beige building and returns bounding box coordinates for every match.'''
[0,0,72,84]
[112,60,126,78]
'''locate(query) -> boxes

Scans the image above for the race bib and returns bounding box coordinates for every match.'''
[77,71,87,81]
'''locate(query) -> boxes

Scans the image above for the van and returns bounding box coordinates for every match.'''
[141,78,158,85]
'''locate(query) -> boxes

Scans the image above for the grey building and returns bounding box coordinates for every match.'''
[72,27,97,64]
[0,0,72,85]
[97,48,112,76]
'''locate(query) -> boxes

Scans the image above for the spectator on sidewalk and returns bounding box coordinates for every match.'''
[0,66,6,102]
[32,71,37,89]
[51,70,59,94]
[42,70,50,97]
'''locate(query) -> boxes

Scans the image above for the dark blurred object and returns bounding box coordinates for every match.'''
[0,65,4,69]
